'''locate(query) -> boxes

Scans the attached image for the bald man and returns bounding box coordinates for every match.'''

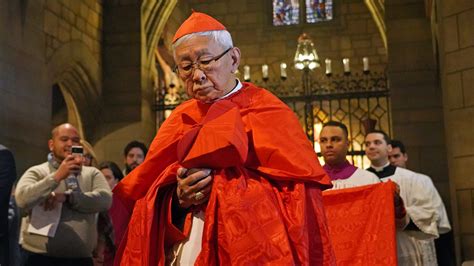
[15,123,112,266]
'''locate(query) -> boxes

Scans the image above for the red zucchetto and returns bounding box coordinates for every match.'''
[172,11,226,43]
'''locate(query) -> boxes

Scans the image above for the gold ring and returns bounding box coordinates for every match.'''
[194,191,205,201]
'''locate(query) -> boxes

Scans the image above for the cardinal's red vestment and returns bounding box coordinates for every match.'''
[112,82,335,265]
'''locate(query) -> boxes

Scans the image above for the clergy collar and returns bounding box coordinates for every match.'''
[367,163,396,179]
[217,79,242,101]
[370,161,390,172]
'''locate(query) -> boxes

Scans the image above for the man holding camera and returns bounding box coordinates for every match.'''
[15,123,112,266]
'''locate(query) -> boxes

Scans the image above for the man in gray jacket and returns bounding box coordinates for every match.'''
[16,123,112,266]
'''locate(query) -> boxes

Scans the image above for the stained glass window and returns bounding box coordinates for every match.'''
[306,0,333,23]
[273,0,300,26]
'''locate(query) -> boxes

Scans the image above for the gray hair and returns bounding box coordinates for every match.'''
[172,30,233,58]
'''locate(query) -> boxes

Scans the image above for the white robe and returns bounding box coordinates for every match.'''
[329,168,381,190]
[380,168,451,266]
[409,173,451,266]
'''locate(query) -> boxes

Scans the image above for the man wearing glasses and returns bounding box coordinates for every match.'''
[113,11,335,265]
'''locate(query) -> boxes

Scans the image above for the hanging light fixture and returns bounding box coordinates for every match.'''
[294,33,320,70]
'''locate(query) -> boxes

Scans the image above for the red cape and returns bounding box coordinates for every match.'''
[113,83,335,265]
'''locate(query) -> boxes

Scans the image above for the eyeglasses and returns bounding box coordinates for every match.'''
[174,47,233,77]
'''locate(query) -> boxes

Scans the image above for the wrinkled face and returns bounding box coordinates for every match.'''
[388,147,408,168]
[364,133,391,166]
[174,36,240,103]
[319,126,349,165]
[124,147,144,171]
[101,168,118,189]
[48,125,80,162]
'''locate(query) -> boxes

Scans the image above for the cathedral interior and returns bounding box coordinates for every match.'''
[1,0,473,264]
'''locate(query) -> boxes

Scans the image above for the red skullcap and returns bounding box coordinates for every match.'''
[172,11,226,43]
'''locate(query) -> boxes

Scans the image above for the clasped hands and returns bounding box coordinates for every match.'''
[176,167,213,209]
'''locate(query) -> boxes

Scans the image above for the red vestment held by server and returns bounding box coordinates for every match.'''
[323,182,398,265]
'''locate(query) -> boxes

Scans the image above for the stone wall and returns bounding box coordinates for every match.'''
[385,0,449,201]
[44,0,103,141]
[93,0,178,169]
[169,0,387,81]
[0,0,103,175]
[385,0,453,262]
[0,0,178,172]
[437,0,474,262]
[44,0,102,62]
[0,1,49,174]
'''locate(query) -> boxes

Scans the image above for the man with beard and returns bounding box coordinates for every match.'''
[15,123,112,266]
[122,141,148,175]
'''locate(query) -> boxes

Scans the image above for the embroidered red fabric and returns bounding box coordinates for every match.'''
[112,83,335,265]
[323,181,398,265]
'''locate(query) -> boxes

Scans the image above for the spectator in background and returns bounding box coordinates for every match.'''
[99,161,123,190]
[93,162,123,266]
[122,141,148,175]
[8,183,21,266]
[0,145,16,266]
[81,140,98,167]
[15,123,112,266]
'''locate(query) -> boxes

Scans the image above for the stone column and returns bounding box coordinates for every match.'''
[437,0,474,263]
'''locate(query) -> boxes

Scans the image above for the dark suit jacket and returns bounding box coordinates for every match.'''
[0,145,16,266]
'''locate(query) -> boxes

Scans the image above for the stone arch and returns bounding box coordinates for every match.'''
[142,0,178,68]
[46,41,101,142]
[141,0,179,110]
[52,83,84,138]
[364,0,387,49]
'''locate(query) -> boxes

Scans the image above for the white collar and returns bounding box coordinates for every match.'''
[371,161,390,172]
[218,79,242,100]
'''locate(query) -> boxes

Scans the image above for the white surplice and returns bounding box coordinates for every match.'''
[380,167,451,266]
[409,173,451,266]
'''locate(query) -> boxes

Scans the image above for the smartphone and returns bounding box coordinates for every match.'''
[67,146,83,191]
[71,146,83,157]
